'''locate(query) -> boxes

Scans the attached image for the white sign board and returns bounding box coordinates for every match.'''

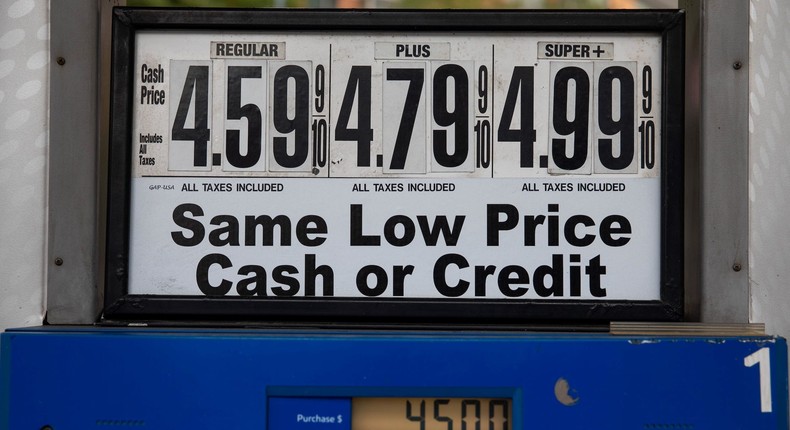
[106,9,685,322]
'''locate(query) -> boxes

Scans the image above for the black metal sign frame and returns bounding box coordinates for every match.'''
[104,8,684,324]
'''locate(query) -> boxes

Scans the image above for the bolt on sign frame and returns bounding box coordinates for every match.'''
[104,8,684,324]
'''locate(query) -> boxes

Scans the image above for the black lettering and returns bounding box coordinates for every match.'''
[564,215,595,247]
[569,254,582,297]
[140,64,165,84]
[244,215,291,246]
[304,254,334,297]
[547,204,560,246]
[474,265,496,297]
[271,265,299,296]
[586,255,607,297]
[196,253,233,295]
[497,265,530,297]
[533,254,564,297]
[356,265,388,296]
[418,215,465,246]
[433,253,470,297]
[392,265,414,297]
[350,204,380,246]
[600,215,632,246]
[487,204,518,246]
[296,215,328,247]
[237,265,267,296]
[523,215,545,246]
[209,215,240,246]
[384,215,416,246]
[171,203,205,246]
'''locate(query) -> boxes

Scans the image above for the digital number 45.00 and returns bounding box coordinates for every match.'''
[405,399,509,430]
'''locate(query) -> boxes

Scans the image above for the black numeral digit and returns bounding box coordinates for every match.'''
[433,64,469,168]
[312,118,328,168]
[313,64,328,169]
[551,66,589,171]
[434,399,453,430]
[225,66,262,169]
[642,65,652,114]
[272,65,310,168]
[461,400,481,430]
[640,64,655,170]
[315,64,325,113]
[336,66,374,167]
[497,67,536,168]
[386,68,425,170]
[488,400,509,430]
[639,120,655,169]
[172,65,210,167]
[475,120,491,169]
[478,65,488,114]
[406,400,426,430]
[597,66,635,170]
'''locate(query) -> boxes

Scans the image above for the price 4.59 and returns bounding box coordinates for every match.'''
[168,60,325,173]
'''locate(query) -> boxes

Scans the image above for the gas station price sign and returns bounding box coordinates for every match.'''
[105,9,684,322]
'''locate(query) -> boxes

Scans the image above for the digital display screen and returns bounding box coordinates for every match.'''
[352,398,511,430]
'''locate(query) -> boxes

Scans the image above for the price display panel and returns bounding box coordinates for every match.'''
[352,398,510,430]
[105,9,684,322]
[268,397,511,430]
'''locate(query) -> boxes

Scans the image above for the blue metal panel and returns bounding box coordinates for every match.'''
[0,328,787,429]
[269,397,350,430]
